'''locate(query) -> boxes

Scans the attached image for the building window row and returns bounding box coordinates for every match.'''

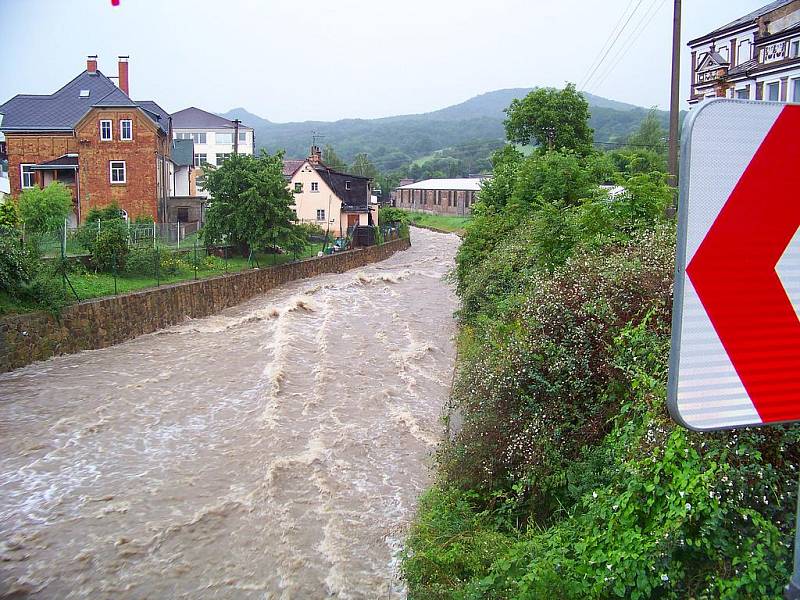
[730,77,800,102]
[176,131,249,145]
[99,119,133,141]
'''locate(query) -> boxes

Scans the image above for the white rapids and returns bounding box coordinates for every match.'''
[0,227,460,599]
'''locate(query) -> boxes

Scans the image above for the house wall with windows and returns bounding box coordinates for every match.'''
[289,162,345,236]
[394,178,485,216]
[688,0,800,105]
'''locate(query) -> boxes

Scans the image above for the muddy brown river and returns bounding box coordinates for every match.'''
[0,228,460,599]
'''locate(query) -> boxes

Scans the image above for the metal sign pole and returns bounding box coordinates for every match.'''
[786,477,800,600]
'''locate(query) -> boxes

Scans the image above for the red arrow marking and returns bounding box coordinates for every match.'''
[687,105,800,423]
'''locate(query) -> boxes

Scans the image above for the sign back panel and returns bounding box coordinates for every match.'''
[668,99,800,431]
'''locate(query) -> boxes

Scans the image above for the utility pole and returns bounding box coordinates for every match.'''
[233,119,241,155]
[668,0,682,188]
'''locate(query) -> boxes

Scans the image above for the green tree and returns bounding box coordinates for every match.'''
[18,182,73,236]
[0,199,21,232]
[349,153,378,179]
[322,144,347,171]
[504,84,594,155]
[626,108,668,156]
[201,151,299,255]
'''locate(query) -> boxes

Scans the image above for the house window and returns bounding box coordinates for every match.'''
[767,81,781,101]
[736,87,750,100]
[179,132,206,144]
[311,181,319,192]
[238,131,247,143]
[793,78,800,103]
[791,40,800,58]
[20,164,36,189]
[216,132,233,145]
[294,182,303,193]
[120,119,133,140]
[110,160,126,184]
[194,153,207,167]
[100,119,112,141]
[177,207,190,223]
[216,153,231,166]
[316,209,325,221]
[345,180,351,190]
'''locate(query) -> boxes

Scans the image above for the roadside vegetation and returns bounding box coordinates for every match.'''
[401,84,799,599]
[404,212,472,234]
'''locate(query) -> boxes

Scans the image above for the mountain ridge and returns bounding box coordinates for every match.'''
[220,88,666,171]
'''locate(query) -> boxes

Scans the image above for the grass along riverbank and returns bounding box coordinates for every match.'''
[404,211,471,234]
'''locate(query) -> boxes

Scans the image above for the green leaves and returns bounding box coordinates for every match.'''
[18,182,73,236]
[201,151,299,253]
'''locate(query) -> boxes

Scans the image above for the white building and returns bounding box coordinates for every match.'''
[394,177,487,216]
[689,0,800,105]
[171,107,255,198]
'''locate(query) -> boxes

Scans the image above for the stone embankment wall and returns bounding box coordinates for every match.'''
[0,238,411,373]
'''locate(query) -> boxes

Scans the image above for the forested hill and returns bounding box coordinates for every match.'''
[221,89,667,171]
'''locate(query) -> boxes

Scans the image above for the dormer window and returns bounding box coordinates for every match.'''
[100,120,112,141]
[345,181,351,190]
[79,90,90,98]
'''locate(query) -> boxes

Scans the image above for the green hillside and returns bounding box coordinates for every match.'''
[221,89,669,171]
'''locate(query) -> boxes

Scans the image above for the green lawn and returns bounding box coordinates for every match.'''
[1,243,326,315]
[405,211,472,234]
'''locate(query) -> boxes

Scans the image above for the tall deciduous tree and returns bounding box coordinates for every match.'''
[349,153,378,179]
[201,151,300,255]
[626,108,668,157]
[322,145,347,171]
[504,84,594,155]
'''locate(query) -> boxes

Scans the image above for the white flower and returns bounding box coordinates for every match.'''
[679,491,685,498]
[661,574,669,582]
[685,502,692,511]
[592,491,598,499]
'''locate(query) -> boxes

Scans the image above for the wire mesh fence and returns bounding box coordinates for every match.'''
[17,219,408,308]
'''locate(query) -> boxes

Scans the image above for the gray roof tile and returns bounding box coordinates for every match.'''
[172,106,252,130]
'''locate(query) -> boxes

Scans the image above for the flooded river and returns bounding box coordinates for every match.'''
[0,228,460,599]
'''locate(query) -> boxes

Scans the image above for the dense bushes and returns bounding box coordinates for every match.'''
[403,128,797,596]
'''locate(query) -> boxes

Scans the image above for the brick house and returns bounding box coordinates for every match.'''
[283,146,376,237]
[0,56,172,224]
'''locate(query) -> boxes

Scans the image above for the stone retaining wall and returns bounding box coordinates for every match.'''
[0,237,411,373]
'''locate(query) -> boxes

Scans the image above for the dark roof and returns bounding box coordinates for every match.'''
[29,154,79,169]
[171,139,194,167]
[315,165,371,212]
[282,159,306,177]
[728,58,760,75]
[689,0,796,44]
[0,69,168,134]
[135,100,171,134]
[171,106,252,130]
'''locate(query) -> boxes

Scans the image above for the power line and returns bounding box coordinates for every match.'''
[578,0,637,90]
[591,0,668,91]
[580,0,648,91]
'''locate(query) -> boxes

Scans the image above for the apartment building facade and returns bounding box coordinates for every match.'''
[689,0,800,105]
[171,107,254,198]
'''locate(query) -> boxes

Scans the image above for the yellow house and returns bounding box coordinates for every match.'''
[283,146,376,237]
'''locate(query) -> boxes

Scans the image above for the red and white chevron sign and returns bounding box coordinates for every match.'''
[668,99,800,431]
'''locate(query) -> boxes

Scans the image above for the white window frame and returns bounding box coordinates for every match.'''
[792,78,800,103]
[120,119,133,141]
[216,153,230,166]
[191,132,206,144]
[100,119,113,141]
[294,182,303,193]
[194,153,207,167]
[345,180,351,190]
[316,209,326,221]
[311,181,319,192]
[110,160,126,184]
[735,86,750,100]
[215,132,233,145]
[238,131,247,143]
[791,40,800,58]
[765,79,781,102]
[20,164,36,189]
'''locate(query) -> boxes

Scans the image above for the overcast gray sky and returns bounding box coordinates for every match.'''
[0,0,767,122]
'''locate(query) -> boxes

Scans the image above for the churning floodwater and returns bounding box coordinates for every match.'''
[0,228,460,599]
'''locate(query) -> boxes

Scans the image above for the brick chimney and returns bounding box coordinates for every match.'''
[118,56,130,95]
[309,145,322,165]
[87,55,98,74]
